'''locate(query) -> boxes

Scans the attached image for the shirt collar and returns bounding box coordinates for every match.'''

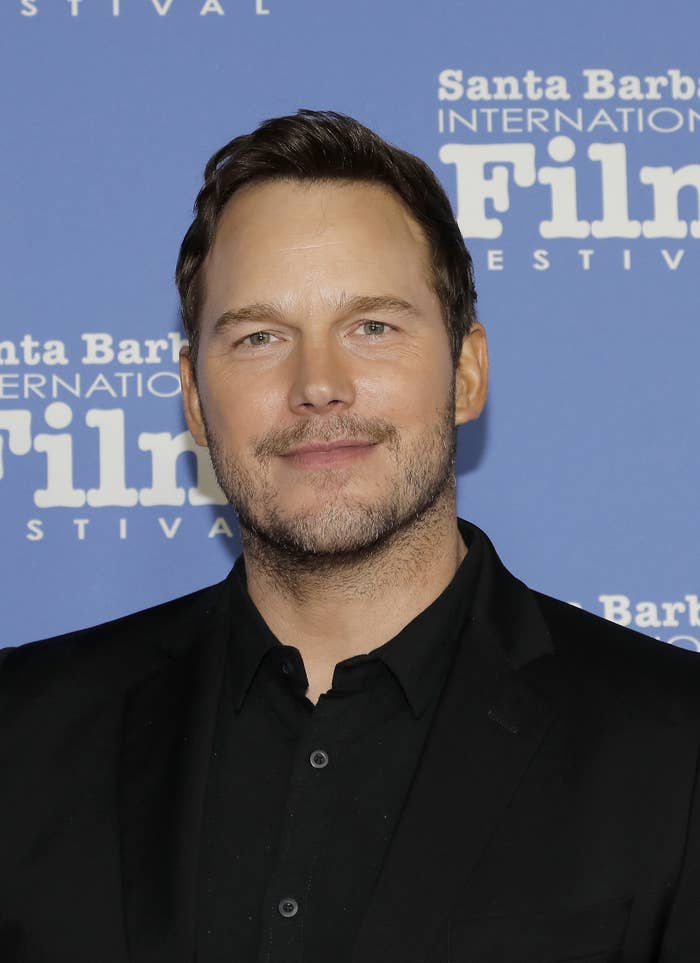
[226,519,482,718]
[361,519,481,717]
[227,560,281,712]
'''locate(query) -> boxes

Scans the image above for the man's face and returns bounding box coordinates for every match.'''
[181,179,485,557]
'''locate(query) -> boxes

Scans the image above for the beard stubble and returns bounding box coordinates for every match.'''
[202,386,457,567]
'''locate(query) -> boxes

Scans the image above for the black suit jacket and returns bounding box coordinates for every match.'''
[2,525,700,962]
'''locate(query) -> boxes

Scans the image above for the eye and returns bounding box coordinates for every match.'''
[358,320,388,336]
[239,330,277,347]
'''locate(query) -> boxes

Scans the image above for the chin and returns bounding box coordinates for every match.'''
[244,501,405,558]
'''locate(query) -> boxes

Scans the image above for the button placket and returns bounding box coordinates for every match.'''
[261,698,344,959]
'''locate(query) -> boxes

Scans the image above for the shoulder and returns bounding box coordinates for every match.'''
[0,576,231,700]
[533,590,700,723]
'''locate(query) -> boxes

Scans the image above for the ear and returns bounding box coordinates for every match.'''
[454,322,489,426]
[179,347,209,447]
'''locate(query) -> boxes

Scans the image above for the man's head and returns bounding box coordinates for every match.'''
[177,110,488,562]
[177,110,477,369]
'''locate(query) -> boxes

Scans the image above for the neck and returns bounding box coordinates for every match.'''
[241,489,466,704]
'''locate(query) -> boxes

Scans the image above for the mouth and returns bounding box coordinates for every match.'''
[280,438,378,468]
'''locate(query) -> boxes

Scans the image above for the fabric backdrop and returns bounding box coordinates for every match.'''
[1,0,698,650]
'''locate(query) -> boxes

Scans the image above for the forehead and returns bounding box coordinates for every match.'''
[200,179,435,321]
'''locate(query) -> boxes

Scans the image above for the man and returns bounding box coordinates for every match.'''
[1,110,700,963]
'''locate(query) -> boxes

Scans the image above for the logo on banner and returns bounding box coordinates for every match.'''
[437,67,700,272]
[568,595,700,652]
[19,0,272,18]
[0,330,239,544]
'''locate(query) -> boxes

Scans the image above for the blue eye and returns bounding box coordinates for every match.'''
[361,321,387,336]
[244,331,273,345]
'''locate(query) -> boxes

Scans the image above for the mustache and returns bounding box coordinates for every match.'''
[254,415,398,458]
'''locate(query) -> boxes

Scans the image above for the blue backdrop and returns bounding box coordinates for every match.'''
[1,0,698,650]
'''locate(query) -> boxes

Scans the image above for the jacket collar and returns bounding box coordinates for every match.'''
[119,575,232,963]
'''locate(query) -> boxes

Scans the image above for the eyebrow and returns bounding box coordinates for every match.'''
[212,294,420,334]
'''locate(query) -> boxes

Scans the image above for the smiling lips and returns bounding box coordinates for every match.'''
[281,439,377,468]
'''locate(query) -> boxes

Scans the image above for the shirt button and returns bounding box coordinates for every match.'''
[309,749,329,769]
[278,897,299,918]
[280,660,292,676]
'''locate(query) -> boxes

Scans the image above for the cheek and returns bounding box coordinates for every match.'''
[197,366,283,445]
[358,360,452,426]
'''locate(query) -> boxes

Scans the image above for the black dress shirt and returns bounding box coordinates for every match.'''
[196,522,482,963]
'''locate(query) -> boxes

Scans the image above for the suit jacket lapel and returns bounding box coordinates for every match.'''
[352,534,559,963]
[119,580,231,963]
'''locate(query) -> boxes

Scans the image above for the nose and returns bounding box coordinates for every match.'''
[288,336,356,415]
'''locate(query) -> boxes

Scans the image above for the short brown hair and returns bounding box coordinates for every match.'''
[175,109,477,365]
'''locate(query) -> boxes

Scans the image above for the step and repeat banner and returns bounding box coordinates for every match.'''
[1,0,698,648]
